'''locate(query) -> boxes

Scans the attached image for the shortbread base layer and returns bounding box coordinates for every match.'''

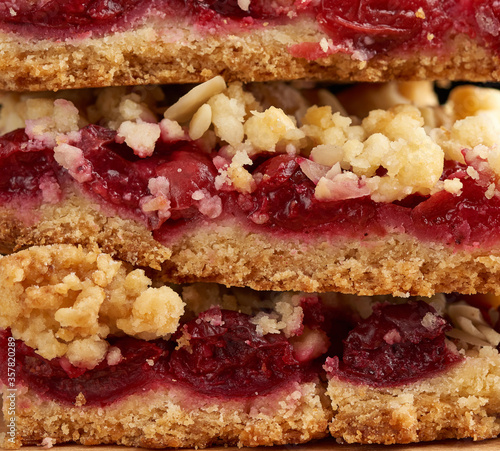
[328,347,500,444]
[2,193,500,296]
[0,19,499,91]
[1,381,329,449]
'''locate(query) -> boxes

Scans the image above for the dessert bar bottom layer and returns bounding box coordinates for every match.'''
[3,382,329,448]
[3,349,500,448]
[2,245,500,447]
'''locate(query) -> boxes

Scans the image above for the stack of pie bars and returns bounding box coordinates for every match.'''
[2,2,500,449]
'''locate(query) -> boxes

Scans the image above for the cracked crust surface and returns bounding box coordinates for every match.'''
[1,20,500,91]
[327,347,500,444]
[3,194,500,296]
[1,381,330,449]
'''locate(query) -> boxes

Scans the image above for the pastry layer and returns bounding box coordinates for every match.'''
[1,3,500,90]
[2,382,329,449]
[0,244,331,448]
[4,195,500,296]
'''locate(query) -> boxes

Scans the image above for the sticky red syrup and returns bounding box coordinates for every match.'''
[169,307,308,396]
[0,329,167,406]
[0,129,59,205]
[0,0,144,32]
[63,125,219,229]
[324,301,463,387]
[317,0,454,56]
[0,300,465,405]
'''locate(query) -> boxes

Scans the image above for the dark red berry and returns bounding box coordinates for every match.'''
[168,307,304,397]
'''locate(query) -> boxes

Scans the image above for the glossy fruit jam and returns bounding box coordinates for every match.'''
[0,300,462,406]
[3,125,500,248]
[1,1,499,58]
[325,301,463,386]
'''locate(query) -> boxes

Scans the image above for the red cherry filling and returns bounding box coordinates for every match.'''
[0,0,142,28]
[65,125,219,228]
[2,0,500,63]
[240,154,382,234]
[155,150,219,219]
[325,301,463,387]
[0,129,58,203]
[169,307,305,397]
[317,0,454,55]
[412,172,500,245]
[0,330,167,406]
[0,308,311,405]
[0,300,467,405]
[465,0,500,51]
[3,129,500,247]
[188,0,285,20]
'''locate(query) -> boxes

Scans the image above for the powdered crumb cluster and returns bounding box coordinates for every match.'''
[0,245,185,369]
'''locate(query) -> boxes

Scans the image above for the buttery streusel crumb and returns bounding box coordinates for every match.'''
[0,245,184,368]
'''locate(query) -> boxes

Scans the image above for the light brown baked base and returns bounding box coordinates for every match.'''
[328,347,500,444]
[3,193,500,296]
[0,381,329,449]
[0,19,499,91]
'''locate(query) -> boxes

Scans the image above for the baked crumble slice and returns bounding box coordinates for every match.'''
[2,1,500,90]
[4,81,500,295]
[2,246,500,447]
[324,293,500,444]
[0,245,333,449]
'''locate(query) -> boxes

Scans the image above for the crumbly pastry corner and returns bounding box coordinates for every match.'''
[328,347,500,444]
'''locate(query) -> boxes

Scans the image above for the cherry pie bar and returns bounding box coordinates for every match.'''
[2,80,500,296]
[3,1,500,90]
[1,244,500,448]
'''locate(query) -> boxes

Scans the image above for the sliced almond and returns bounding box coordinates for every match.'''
[164,76,226,123]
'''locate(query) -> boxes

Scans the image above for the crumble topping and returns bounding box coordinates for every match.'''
[0,245,185,369]
[116,120,161,157]
[250,293,304,337]
[88,86,162,128]
[53,143,92,183]
[3,80,500,205]
[442,178,463,195]
[179,284,305,337]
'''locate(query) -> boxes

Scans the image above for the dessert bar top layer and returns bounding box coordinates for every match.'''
[2,1,500,90]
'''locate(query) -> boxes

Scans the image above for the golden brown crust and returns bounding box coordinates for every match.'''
[3,194,500,296]
[327,347,500,444]
[0,20,499,92]
[1,382,330,449]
